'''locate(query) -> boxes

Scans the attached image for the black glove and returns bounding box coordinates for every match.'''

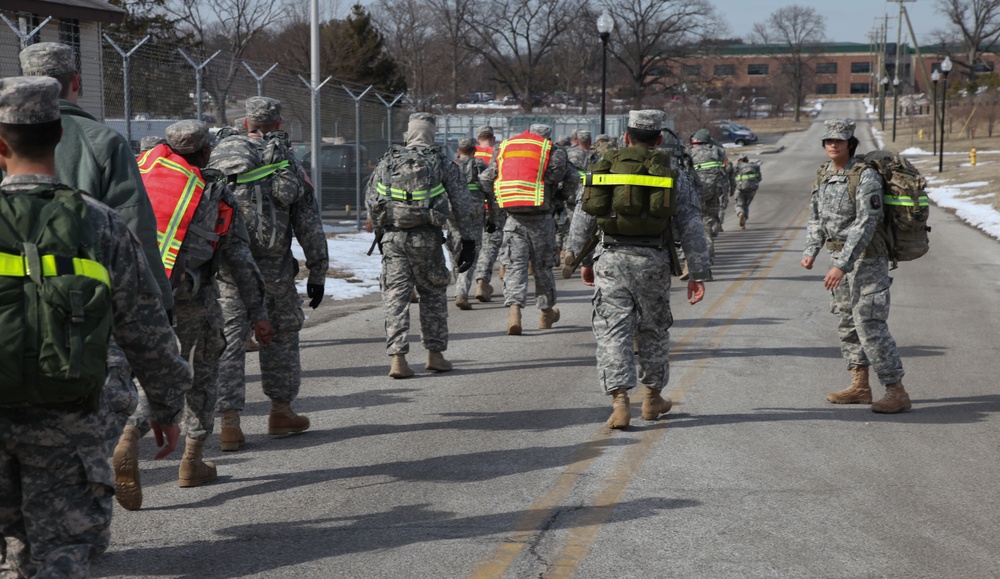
[485,221,497,234]
[457,239,476,273]
[307,283,324,309]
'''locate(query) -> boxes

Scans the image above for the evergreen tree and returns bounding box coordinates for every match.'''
[322,3,406,93]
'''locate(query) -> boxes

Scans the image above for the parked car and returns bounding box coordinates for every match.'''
[708,120,758,146]
[297,142,374,211]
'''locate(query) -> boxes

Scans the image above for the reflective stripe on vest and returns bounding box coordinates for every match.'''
[883,194,929,207]
[0,252,110,287]
[138,143,207,277]
[584,173,675,189]
[495,132,551,208]
[475,145,494,163]
[376,181,445,202]
[236,160,290,184]
[736,173,760,180]
[694,161,724,171]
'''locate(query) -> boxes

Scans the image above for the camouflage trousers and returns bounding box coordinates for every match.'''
[592,249,674,394]
[700,184,724,264]
[128,291,225,441]
[734,186,758,220]
[100,341,138,445]
[554,208,571,255]
[446,222,483,298]
[830,255,904,385]
[217,257,305,412]
[380,228,450,354]
[0,435,113,579]
[718,190,730,224]
[473,211,506,284]
[501,214,558,310]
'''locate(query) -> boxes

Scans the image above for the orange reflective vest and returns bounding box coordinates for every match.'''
[475,145,494,164]
[495,132,551,209]
[138,144,232,278]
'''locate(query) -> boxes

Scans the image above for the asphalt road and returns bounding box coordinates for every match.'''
[92,100,1000,578]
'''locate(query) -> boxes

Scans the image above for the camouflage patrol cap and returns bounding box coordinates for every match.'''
[821,118,855,141]
[0,76,61,124]
[628,110,663,131]
[245,96,282,122]
[19,42,76,77]
[458,137,476,148]
[166,120,210,154]
[691,128,711,143]
[476,125,494,138]
[139,136,166,152]
[595,133,611,142]
[408,112,436,126]
[576,130,592,142]
[529,123,552,138]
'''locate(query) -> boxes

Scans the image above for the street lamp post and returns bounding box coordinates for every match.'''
[597,9,614,134]
[880,76,889,131]
[939,56,953,173]
[892,76,900,142]
[931,69,940,155]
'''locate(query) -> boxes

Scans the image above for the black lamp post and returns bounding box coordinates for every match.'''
[939,56,953,173]
[892,76,900,142]
[597,8,614,134]
[880,76,889,131]
[931,69,940,155]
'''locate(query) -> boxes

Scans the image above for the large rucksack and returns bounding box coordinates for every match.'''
[372,144,451,229]
[816,152,931,267]
[735,160,762,191]
[0,185,112,410]
[208,131,299,257]
[581,147,677,237]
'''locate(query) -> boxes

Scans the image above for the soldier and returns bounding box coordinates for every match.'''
[138,135,166,154]
[472,126,505,303]
[213,96,329,448]
[481,123,574,335]
[449,137,493,310]
[112,121,273,507]
[0,76,190,578]
[801,118,911,413]
[733,154,762,229]
[474,125,496,164]
[19,41,175,445]
[560,130,599,259]
[569,110,710,428]
[687,128,729,269]
[366,113,479,378]
[592,133,618,158]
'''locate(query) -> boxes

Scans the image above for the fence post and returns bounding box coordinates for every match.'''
[243,62,279,97]
[343,85,373,230]
[1,15,52,49]
[103,34,149,148]
[178,49,220,122]
[375,92,405,151]
[297,74,333,213]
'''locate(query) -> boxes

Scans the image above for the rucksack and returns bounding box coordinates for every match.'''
[0,184,112,410]
[581,147,677,237]
[169,173,233,299]
[208,132,295,256]
[372,144,451,230]
[816,152,931,267]
[735,161,762,191]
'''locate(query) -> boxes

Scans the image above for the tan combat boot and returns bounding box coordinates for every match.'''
[607,388,631,429]
[268,401,310,435]
[178,437,217,488]
[219,410,244,452]
[475,279,493,302]
[641,387,673,420]
[871,382,912,414]
[455,295,472,310]
[507,305,522,335]
[739,214,747,230]
[389,353,415,379]
[113,425,142,510]
[426,350,453,372]
[826,366,873,404]
[410,289,419,303]
[499,265,506,279]
[539,307,560,329]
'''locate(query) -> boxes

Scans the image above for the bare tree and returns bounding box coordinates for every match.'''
[424,0,477,108]
[372,0,437,107]
[166,0,287,124]
[750,5,825,122]
[603,0,723,107]
[463,0,585,112]
[936,0,1000,79]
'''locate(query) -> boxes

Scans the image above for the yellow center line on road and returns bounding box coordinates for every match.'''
[467,208,810,579]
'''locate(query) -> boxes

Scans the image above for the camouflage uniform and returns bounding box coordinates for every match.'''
[481,124,575,312]
[215,98,328,414]
[569,111,710,395]
[733,157,762,224]
[138,135,166,154]
[804,121,904,388]
[561,133,600,254]
[19,42,175,443]
[367,114,479,356]
[687,131,730,264]
[0,77,189,577]
[447,142,488,301]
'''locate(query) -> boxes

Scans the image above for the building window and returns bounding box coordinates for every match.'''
[816,62,837,74]
[58,19,82,73]
[747,64,769,76]
[851,62,871,74]
[816,83,838,95]
[715,64,735,76]
[682,64,701,77]
[17,13,43,44]
[850,83,871,94]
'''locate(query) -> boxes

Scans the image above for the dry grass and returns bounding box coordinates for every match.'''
[740,117,812,135]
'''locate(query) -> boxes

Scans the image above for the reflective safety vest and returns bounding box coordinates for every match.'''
[495,132,552,209]
[138,144,232,277]
[475,145,494,164]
